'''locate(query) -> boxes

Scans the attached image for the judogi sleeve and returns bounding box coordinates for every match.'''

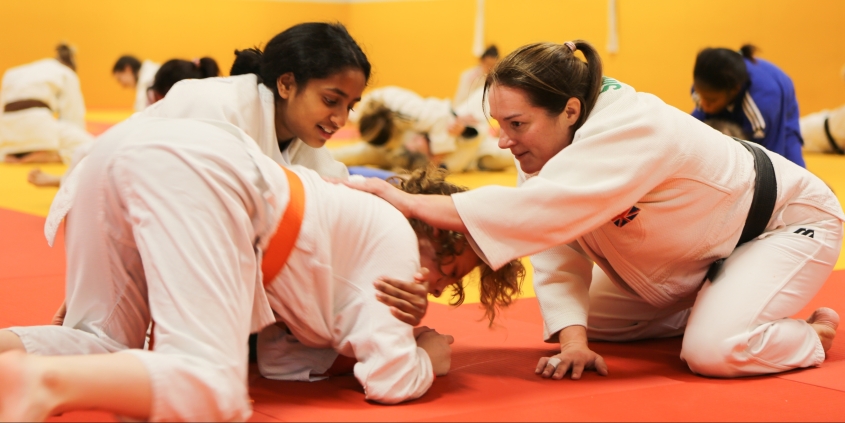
[452,91,685,270]
[531,241,594,342]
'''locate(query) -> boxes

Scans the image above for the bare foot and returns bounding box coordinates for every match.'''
[0,351,53,422]
[27,169,62,188]
[3,155,22,163]
[807,307,839,354]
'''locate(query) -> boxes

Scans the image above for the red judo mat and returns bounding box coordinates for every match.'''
[1,207,844,422]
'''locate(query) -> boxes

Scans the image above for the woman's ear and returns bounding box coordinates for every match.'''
[562,97,582,126]
[276,72,296,100]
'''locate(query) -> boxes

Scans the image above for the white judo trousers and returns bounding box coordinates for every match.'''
[8,117,285,421]
[0,58,93,163]
[800,104,845,153]
[586,203,842,376]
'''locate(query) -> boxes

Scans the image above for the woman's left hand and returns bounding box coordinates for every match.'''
[374,268,430,326]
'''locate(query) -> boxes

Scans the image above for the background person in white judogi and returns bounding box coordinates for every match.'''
[0,116,459,421]
[346,40,844,381]
[0,44,93,164]
[800,67,845,154]
[112,55,161,112]
[454,44,499,107]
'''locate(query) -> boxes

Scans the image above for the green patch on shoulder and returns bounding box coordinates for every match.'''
[601,76,622,93]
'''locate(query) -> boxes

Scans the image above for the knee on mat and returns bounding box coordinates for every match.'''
[681,332,742,378]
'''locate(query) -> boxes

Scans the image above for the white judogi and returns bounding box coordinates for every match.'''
[800,104,845,153]
[333,86,510,172]
[258,167,434,404]
[332,86,458,169]
[0,58,93,163]
[134,60,160,112]
[9,117,284,421]
[455,79,844,377]
[454,65,484,107]
[142,74,349,179]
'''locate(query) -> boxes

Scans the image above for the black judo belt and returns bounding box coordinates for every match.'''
[824,117,844,155]
[705,139,778,282]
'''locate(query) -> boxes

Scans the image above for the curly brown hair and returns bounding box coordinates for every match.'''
[389,167,526,325]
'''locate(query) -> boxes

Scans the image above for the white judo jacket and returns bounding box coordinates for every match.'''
[142,74,349,179]
[0,58,86,128]
[453,79,844,341]
[260,167,435,404]
[134,60,160,112]
[350,86,458,156]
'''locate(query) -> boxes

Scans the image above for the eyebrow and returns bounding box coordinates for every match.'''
[501,113,522,121]
[327,88,349,99]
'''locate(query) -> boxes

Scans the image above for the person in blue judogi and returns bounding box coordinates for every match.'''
[691,44,805,167]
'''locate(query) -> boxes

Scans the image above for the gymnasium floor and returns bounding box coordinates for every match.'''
[1,112,844,421]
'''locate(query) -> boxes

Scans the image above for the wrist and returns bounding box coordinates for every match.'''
[557,325,588,349]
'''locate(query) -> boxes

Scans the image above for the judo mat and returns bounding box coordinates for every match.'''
[1,112,844,421]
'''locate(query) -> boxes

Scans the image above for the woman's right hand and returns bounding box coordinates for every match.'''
[415,327,454,376]
[536,325,608,380]
[341,177,414,218]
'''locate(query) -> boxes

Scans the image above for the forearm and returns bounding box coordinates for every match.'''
[407,194,468,234]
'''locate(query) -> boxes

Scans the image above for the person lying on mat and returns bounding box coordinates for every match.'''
[27,56,222,188]
[257,167,524,384]
[348,40,843,381]
[0,117,523,420]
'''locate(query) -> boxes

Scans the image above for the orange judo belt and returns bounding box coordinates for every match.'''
[149,166,305,350]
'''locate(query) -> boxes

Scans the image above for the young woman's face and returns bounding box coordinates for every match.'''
[693,84,739,115]
[488,84,575,174]
[418,236,480,298]
[276,68,366,148]
[113,67,136,88]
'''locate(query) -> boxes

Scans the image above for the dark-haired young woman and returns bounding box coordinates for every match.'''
[346,40,843,381]
[692,45,805,167]
[454,44,499,106]
[112,55,160,111]
[142,22,369,179]
[147,57,220,102]
[0,44,93,164]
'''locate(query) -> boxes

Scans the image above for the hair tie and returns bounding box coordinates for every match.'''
[564,41,577,52]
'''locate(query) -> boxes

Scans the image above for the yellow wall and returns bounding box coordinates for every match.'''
[352,0,845,114]
[2,0,843,114]
[0,0,348,108]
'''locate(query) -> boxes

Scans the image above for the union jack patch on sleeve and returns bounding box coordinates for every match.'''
[612,206,640,227]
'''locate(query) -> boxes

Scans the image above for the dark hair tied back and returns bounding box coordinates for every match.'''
[150,57,220,97]
[231,22,370,94]
[693,45,755,92]
[484,40,603,131]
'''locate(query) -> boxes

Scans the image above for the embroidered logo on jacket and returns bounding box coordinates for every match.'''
[612,206,640,227]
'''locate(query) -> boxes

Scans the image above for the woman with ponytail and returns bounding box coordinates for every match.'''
[146,57,220,103]
[346,40,843,382]
[692,44,805,167]
[142,22,370,179]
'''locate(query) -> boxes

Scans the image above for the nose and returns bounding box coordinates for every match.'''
[498,131,515,149]
[332,111,346,129]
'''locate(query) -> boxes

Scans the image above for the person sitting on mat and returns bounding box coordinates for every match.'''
[0,43,93,165]
[344,40,843,381]
[27,56,223,188]
[691,44,805,167]
[0,115,522,421]
[112,55,160,112]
